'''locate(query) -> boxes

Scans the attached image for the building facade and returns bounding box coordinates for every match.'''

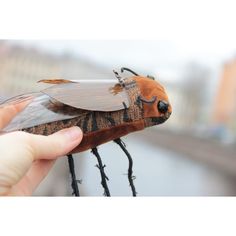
[212,59,236,132]
[0,41,112,99]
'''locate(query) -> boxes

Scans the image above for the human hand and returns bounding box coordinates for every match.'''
[0,102,83,196]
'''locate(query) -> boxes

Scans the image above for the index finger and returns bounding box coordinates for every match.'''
[0,100,30,130]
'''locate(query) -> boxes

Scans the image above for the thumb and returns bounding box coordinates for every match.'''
[0,126,83,161]
[28,126,83,160]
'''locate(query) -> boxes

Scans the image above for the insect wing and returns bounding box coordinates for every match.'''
[41,80,130,111]
[1,93,80,132]
[1,80,130,132]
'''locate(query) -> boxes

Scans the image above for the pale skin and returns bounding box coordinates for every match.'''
[0,102,83,196]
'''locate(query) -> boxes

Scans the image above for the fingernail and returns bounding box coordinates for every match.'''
[60,127,82,141]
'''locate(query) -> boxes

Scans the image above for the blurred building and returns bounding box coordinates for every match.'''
[164,69,211,131]
[212,58,236,133]
[161,83,183,129]
[164,83,203,130]
[0,41,112,99]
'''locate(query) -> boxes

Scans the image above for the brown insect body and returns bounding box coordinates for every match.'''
[2,74,172,153]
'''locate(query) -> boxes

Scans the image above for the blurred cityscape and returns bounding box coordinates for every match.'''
[0,40,235,196]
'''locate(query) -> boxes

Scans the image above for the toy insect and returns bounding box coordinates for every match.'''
[0,67,172,196]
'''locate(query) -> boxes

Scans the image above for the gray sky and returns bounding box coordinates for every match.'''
[10,40,236,83]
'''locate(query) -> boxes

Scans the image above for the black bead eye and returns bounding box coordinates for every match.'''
[158,100,169,113]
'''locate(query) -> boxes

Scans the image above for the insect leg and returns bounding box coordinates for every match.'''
[91,147,111,197]
[67,154,80,196]
[113,138,137,197]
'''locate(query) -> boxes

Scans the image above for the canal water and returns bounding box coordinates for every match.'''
[35,132,236,196]
[72,133,236,196]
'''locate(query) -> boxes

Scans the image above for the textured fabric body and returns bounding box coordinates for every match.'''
[73,120,145,153]
[23,78,145,152]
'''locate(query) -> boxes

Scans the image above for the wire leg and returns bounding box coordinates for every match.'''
[91,147,111,197]
[114,138,137,197]
[67,154,80,197]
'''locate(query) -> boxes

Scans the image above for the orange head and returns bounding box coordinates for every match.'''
[133,75,172,127]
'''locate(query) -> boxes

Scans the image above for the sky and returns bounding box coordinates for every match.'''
[9,40,236,83]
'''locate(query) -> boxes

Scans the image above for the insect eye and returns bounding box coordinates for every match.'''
[157,100,169,113]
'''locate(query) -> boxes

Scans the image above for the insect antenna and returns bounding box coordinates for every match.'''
[120,67,139,76]
[113,138,137,197]
[67,154,80,196]
[91,147,111,197]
